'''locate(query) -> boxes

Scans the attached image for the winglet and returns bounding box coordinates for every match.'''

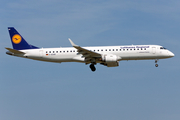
[68,38,78,47]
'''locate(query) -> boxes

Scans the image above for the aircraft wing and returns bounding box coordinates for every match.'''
[68,38,102,59]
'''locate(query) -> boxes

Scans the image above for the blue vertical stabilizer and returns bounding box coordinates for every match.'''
[8,27,39,50]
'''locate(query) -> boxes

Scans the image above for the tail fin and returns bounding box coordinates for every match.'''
[8,27,39,50]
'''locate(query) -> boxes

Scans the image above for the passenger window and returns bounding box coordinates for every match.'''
[49,51,51,53]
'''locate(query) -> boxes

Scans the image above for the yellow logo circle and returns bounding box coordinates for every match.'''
[12,34,22,44]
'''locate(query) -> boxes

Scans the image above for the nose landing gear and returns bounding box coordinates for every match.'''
[155,64,158,67]
[155,59,159,67]
[90,64,96,72]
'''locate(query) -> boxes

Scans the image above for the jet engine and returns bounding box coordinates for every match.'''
[101,54,120,67]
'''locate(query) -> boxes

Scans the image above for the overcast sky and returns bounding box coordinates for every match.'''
[0,0,180,120]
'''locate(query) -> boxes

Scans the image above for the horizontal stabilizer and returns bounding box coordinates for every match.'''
[5,47,25,54]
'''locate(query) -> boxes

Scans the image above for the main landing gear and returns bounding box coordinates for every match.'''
[155,59,159,67]
[89,63,96,72]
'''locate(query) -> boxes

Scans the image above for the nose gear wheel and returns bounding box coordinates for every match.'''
[155,59,159,67]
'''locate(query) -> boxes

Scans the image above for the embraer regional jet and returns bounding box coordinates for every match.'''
[6,27,174,72]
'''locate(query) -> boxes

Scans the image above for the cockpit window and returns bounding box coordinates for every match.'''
[160,47,167,50]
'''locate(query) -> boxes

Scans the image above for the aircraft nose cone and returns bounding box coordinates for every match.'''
[169,51,175,57]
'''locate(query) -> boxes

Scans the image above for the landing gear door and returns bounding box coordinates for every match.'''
[152,47,156,54]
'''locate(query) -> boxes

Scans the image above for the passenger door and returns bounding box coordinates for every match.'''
[39,50,43,58]
[152,47,156,54]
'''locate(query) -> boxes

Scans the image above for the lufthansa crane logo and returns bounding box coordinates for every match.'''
[12,34,22,44]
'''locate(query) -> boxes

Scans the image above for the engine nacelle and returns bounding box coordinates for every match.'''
[103,54,118,62]
[102,54,120,67]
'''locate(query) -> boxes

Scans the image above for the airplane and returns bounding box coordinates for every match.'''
[6,27,174,72]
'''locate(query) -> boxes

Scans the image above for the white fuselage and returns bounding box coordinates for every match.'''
[7,27,175,71]
[18,45,174,64]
